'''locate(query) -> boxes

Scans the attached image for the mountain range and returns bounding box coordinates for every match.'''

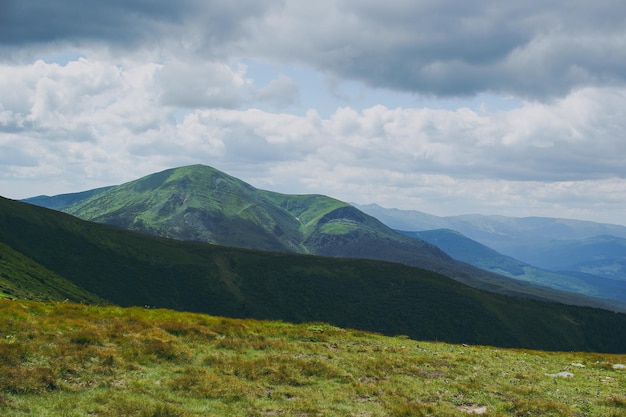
[356,204,626,304]
[400,229,626,305]
[2,195,626,352]
[355,203,626,282]
[23,164,622,311]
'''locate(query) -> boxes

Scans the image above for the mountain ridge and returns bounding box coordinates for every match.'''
[403,229,626,305]
[2,195,626,352]
[22,164,624,311]
[356,203,626,296]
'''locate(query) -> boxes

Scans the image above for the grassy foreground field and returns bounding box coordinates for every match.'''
[0,300,624,417]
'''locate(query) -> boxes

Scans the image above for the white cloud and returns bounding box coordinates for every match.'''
[255,75,300,109]
[4,1,626,98]
[2,1,626,225]
[156,61,252,109]
[2,54,626,223]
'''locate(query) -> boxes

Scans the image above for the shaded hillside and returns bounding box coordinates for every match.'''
[23,164,621,309]
[0,242,104,304]
[402,229,626,306]
[2,196,626,351]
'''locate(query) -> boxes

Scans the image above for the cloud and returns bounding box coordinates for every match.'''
[2,1,625,99]
[255,75,300,109]
[155,61,252,109]
[2,56,625,182]
[234,1,626,99]
[2,1,626,224]
[0,0,271,53]
[0,140,38,166]
[170,87,626,184]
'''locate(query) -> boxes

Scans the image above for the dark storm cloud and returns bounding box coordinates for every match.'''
[0,0,271,51]
[2,0,626,99]
[0,0,182,45]
[247,0,626,99]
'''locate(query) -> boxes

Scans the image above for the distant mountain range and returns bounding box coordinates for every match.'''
[354,204,626,280]
[401,229,625,304]
[23,164,621,311]
[356,204,626,297]
[2,196,626,352]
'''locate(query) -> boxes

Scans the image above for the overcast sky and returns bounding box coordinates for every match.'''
[1,1,626,225]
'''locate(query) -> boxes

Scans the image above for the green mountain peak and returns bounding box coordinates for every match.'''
[24,164,625,310]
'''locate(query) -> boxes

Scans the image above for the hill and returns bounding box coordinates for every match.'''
[0,299,625,417]
[401,229,626,305]
[0,242,104,304]
[22,164,620,309]
[1,196,626,352]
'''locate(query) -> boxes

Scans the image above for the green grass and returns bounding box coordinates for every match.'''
[0,299,624,417]
[318,220,360,235]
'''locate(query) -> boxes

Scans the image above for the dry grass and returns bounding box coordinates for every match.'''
[0,299,624,416]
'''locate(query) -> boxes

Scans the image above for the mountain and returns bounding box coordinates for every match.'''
[23,186,114,211]
[2,196,626,352]
[354,203,626,246]
[513,235,626,281]
[402,229,626,304]
[24,164,612,308]
[27,165,442,258]
[355,203,626,287]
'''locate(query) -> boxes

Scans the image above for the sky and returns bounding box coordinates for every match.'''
[1,1,626,225]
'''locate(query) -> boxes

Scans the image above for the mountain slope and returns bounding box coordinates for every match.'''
[0,242,105,303]
[25,164,610,307]
[1,300,625,416]
[403,229,626,304]
[516,235,626,281]
[22,186,114,211]
[2,196,626,352]
[36,165,447,263]
[59,165,306,253]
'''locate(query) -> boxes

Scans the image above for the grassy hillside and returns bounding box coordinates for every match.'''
[0,242,104,304]
[1,196,626,352]
[22,186,113,211]
[32,165,447,262]
[23,165,623,310]
[58,165,306,253]
[0,300,625,417]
